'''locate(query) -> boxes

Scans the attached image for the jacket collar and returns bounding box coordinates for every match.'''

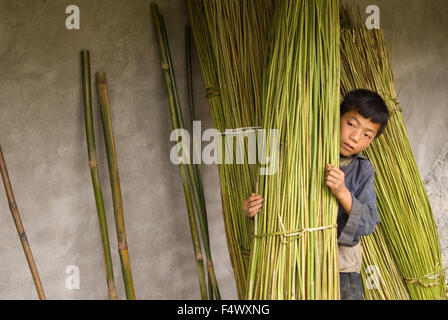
[340,153,367,161]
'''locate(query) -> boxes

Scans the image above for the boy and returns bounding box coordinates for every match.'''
[243,89,390,300]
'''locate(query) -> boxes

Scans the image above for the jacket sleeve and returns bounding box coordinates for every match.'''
[338,161,380,247]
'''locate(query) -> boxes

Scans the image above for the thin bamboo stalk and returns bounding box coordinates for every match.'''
[151,2,221,299]
[80,50,117,300]
[0,145,46,300]
[95,71,136,300]
[186,26,196,125]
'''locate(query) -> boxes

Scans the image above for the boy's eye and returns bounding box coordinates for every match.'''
[347,122,354,127]
[364,134,372,139]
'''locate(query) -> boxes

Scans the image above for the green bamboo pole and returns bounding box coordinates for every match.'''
[0,145,46,300]
[95,71,136,300]
[185,25,207,234]
[158,13,219,300]
[179,160,209,300]
[185,24,210,299]
[80,50,117,300]
[151,3,221,299]
[186,25,196,125]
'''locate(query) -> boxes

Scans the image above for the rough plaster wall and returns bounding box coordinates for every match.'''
[0,0,446,300]
[424,143,448,272]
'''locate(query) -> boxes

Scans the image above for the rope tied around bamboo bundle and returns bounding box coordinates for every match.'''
[215,126,262,136]
[240,249,251,258]
[206,86,221,99]
[254,214,337,244]
[386,97,402,116]
[379,91,402,116]
[404,264,447,288]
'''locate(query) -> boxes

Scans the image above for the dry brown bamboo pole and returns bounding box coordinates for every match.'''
[96,72,136,300]
[0,145,46,300]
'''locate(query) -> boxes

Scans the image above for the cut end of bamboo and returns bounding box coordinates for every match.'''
[95,72,107,85]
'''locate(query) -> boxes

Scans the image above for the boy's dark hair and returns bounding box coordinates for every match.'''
[341,89,390,138]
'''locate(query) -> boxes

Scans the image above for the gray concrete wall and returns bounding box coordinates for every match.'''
[0,0,446,299]
[425,142,448,271]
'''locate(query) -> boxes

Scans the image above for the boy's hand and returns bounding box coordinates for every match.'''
[325,164,348,199]
[325,164,353,215]
[243,193,264,218]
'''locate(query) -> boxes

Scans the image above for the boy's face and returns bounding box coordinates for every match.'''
[340,110,381,157]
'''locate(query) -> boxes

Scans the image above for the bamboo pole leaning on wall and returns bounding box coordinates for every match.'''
[151,2,221,299]
[81,50,118,300]
[96,71,136,300]
[185,25,209,299]
[0,145,46,300]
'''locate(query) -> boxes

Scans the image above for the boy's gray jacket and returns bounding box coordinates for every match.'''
[337,153,380,247]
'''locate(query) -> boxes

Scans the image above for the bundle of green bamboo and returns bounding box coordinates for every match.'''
[151,3,220,300]
[340,8,447,300]
[360,229,410,300]
[188,0,273,299]
[246,0,341,300]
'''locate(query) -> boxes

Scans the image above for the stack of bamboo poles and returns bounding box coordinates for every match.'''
[151,3,220,300]
[246,0,341,300]
[188,0,273,299]
[81,50,136,300]
[340,8,447,300]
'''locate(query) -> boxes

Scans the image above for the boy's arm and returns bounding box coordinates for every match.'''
[338,162,380,246]
[333,187,353,215]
